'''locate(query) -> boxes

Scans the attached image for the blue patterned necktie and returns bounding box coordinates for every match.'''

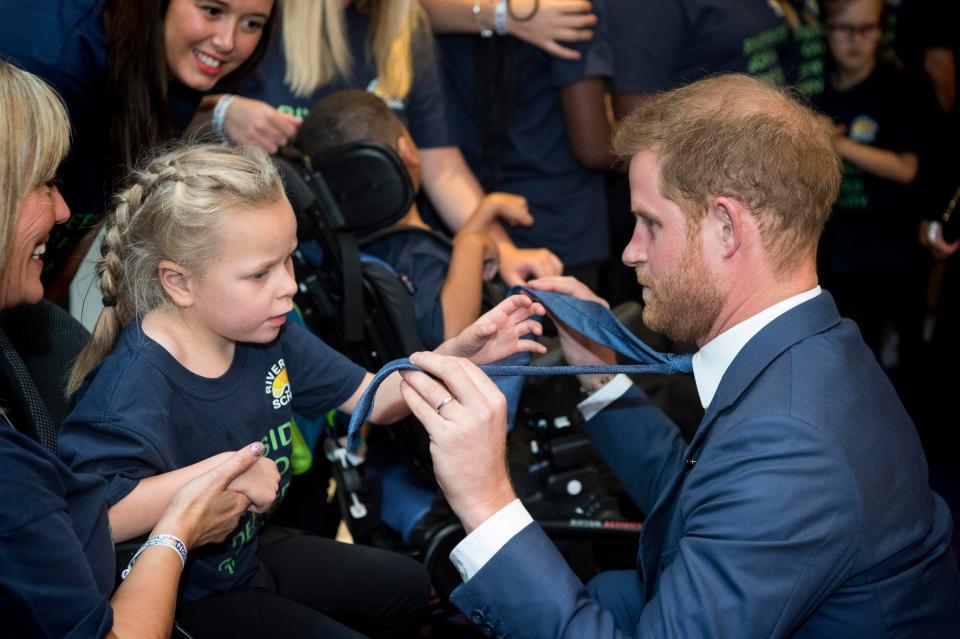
[347,287,693,449]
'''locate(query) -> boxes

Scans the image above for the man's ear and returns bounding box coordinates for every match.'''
[709,196,745,259]
[158,260,195,308]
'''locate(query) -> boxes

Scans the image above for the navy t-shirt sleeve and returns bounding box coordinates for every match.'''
[282,322,367,417]
[406,26,454,148]
[607,0,685,93]
[1,430,113,639]
[59,413,169,507]
[550,0,614,87]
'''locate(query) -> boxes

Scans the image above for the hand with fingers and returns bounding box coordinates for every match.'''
[438,293,547,363]
[919,219,960,260]
[526,276,616,388]
[399,352,517,533]
[462,192,533,235]
[226,454,281,513]
[497,243,564,287]
[223,96,302,154]
[153,443,276,548]
[509,0,598,61]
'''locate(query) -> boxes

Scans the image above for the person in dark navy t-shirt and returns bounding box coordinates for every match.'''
[436,0,614,287]
[0,0,276,300]
[0,59,278,639]
[217,0,565,288]
[57,141,545,636]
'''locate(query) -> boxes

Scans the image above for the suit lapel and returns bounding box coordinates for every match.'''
[637,293,843,599]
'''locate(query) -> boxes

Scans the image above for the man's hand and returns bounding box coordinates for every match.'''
[526,276,616,387]
[497,243,564,286]
[437,294,546,363]
[399,352,516,533]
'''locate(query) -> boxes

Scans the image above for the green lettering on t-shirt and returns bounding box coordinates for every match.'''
[277,104,310,119]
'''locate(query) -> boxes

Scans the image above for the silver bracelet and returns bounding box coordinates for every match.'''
[121,534,188,580]
[473,0,493,38]
[494,0,509,36]
[212,94,236,143]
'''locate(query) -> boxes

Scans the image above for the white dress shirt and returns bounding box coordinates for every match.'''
[449,287,822,582]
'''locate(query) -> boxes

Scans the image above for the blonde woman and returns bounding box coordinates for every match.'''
[208,0,563,286]
[0,59,278,639]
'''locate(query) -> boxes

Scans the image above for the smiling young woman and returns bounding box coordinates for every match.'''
[0,0,276,300]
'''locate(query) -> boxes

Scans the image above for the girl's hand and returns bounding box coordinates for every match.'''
[497,243,564,286]
[224,96,301,153]
[154,443,274,548]
[227,455,281,513]
[437,294,546,363]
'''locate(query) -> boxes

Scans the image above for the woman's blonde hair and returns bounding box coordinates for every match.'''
[281,0,427,100]
[0,60,70,278]
[67,143,284,395]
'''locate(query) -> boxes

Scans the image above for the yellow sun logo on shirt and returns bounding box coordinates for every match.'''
[264,359,292,409]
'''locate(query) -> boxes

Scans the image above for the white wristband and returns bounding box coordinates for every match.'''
[212,94,236,143]
[494,0,508,35]
[121,534,188,580]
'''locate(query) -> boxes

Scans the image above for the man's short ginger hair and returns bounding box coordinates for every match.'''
[296,89,407,158]
[612,74,841,272]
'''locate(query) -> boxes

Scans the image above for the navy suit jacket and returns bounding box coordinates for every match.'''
[452,292,960,638]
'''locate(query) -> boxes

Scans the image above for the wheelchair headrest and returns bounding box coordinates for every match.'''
[281,142,416,238]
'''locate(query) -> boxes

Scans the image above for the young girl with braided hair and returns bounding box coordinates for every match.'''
[58,142,546,638]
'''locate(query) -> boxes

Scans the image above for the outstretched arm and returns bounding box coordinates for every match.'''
[109,444,276,639]
[421,0,597,60]
[442,231,497,339]
[108,453,280,542]
[834,138,918,184]
[341,295,546,424]
[420,147,564,285]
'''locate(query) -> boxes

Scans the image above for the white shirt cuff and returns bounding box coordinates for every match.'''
[577,373,633,421]
[449,499,533,582]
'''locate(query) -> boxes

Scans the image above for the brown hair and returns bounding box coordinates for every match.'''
[612,74,841,272]
[295,89,406,157]
[103,0,276,169]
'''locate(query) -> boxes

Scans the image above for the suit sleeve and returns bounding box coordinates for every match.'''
[584,384,687,514]
[452,415,862,639]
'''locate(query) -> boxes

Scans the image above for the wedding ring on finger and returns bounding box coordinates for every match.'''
[436,396,455,414]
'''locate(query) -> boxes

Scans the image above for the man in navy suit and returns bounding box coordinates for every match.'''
[399,74,960,638]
